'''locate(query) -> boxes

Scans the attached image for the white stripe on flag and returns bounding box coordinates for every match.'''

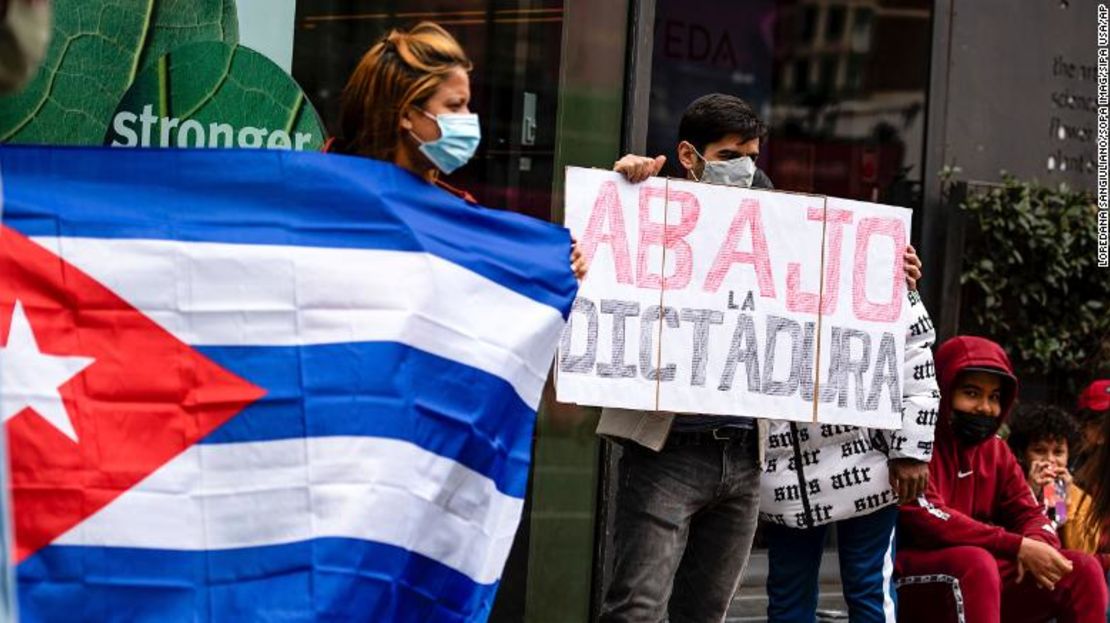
[30,236,565,409]
[53,436,523,585]
[882,525,897,622]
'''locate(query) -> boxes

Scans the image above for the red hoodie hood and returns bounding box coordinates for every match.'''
[935,335,1019,438]
[897,337,1058,560]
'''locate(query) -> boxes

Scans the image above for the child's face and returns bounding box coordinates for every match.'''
[951,371,1003,418]
[1025,437,1069,471]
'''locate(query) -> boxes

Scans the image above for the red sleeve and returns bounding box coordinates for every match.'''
[899,477,1026,558]
[994,448,1061,548]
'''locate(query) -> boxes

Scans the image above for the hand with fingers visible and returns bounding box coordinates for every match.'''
[570,238,588,280]
[1016,538,1074,590]
[1028,459,1058,491]
[889,458,929,502]
[613,154,666,184]
[904,245,922,291]
[1056,466,1072,487]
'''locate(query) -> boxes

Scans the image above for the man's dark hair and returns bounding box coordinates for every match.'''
[678,94,768,153]
[1006,402,1079,465]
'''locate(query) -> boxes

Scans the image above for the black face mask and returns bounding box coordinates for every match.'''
[950,410,999,445]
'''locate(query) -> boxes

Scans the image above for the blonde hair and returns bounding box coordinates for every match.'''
[333,22,472,160]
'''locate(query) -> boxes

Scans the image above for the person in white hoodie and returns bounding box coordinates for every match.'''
[759,287,939,623]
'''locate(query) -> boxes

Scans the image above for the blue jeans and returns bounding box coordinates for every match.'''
[600,431,761,623]
[765,504,899,623]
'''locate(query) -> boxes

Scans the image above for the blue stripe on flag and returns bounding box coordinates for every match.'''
[19,538,497,623]
[197,343,536,498]
[0,145,577,314]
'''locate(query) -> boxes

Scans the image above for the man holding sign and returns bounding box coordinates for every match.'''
[591,95,773,622]
[560,94,935,622]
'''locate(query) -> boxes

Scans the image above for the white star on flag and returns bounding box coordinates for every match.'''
[0,300,94,442]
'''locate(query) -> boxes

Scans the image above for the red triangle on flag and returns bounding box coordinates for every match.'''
[0,226,265,562]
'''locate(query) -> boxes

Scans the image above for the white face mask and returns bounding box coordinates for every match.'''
[690,145,756,188]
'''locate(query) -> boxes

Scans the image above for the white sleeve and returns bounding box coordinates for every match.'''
[887,290,940,462]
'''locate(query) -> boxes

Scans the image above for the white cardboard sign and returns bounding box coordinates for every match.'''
[556,167,912,428]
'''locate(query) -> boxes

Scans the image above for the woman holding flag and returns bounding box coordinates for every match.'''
[327,21,587,279]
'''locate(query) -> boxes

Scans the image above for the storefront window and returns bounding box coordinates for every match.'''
[646,0,932,209]
[293,1,565,222]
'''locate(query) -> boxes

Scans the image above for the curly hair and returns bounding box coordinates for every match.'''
[1006,402,1079,467]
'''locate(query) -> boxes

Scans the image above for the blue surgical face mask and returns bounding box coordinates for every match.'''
[691,145,756,188]
[411,110,481,174]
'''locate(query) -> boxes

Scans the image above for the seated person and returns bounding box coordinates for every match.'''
[896,336,1108,623]
[1074,380,1109,475]
[1006,403,1082,532]
[1007,398,1109,574]
[1073,380,1110,614]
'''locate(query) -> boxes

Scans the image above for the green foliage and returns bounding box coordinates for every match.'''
[959,176,1110,383]
[0,0,237,145]
[107,42,324,148]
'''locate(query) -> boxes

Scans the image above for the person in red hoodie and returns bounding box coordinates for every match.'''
[896,336,1108,623]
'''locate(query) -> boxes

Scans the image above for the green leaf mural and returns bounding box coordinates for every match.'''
[0,0,238,145]
[106,42,324,151]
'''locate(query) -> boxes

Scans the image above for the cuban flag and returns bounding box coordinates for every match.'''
[0,145,577,622]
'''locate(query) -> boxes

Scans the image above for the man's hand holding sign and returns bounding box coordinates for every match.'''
[557,167,914,430]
